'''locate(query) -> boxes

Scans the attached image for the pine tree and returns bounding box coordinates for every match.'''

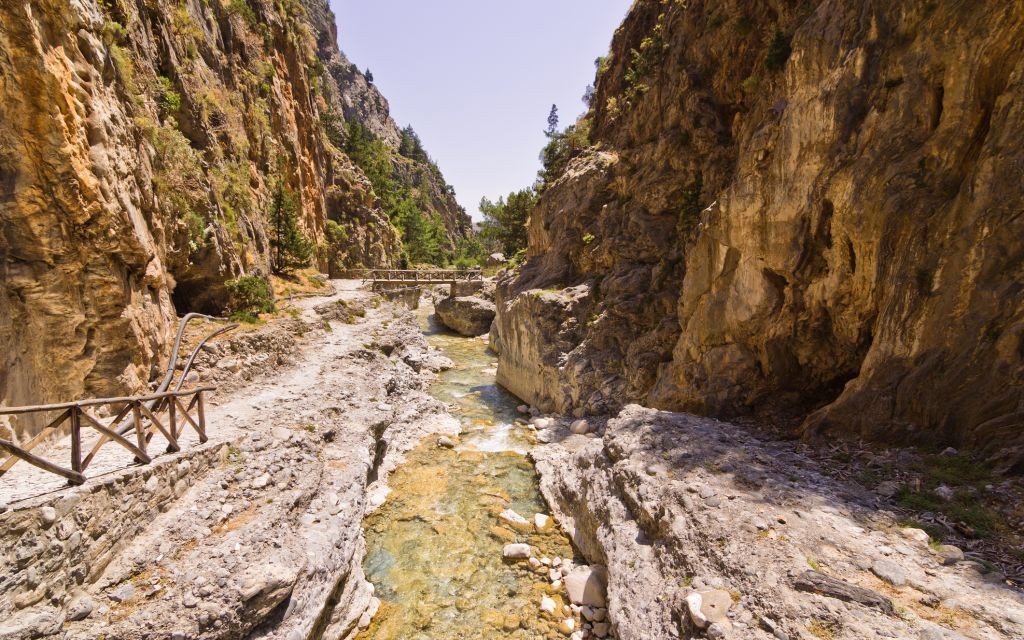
[546,104,559,135]
[269,182,314,275]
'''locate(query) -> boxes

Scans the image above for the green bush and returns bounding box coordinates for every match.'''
[227,0,258,27]
[157,76,182,117]
[225,275,275,316]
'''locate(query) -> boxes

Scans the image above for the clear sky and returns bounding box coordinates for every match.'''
[330,0,632,220]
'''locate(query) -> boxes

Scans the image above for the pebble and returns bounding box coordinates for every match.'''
[557,618,575,635]
[251,474,271,489]
[39,506,57,527]
[437,436,456,449]
[534,513,551,531]
[109,583,135,603]
[540,596,557,613]
[516,404,530,414]
[934,484,955,501]
[871,559,907,587]
[67,595,94,621]
[503,543,531,559]
[592,621,610,638]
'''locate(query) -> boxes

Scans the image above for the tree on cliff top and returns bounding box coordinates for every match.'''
[479,188,537,257]
[546,104,560,135]
[269,182,314,275]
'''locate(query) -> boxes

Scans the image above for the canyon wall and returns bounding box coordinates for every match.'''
[493,0,1024,470]
[0,0,460,436]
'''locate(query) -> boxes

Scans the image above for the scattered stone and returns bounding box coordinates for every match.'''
[934,484,955,501]
[793,570,895,614]
[871,559,907,587]
[940,447,959,457]
[920,594,941,608]
[900,527,931,544]
[565,565,608,608]
[498,508,531,529]
[39,506,57,527]
[67,595,94,621]
[570,419,590,435]
[108,583,135,603]
[534,513,551,531]
[558,618,576,635]
[592,621,610,638]
[687,589,732,628]
[517,405,530,414]
[503,543,531,560]
[540,596,557,613]
[437,436,457,449]
[251,474,271,490]
[935,545,964,565]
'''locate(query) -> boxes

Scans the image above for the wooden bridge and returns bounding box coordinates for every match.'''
[0,387,212,486]
[361,268,483,286]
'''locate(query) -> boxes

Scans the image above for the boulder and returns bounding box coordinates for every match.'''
[435,296,496,336]
[564,565,608,608]
[486,253,507,267]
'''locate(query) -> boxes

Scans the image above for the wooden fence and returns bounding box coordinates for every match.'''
[0,387,213,486]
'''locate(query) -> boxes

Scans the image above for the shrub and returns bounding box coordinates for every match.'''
[157,76,182,117]
[225,275,275,316]
[227,0,258,27]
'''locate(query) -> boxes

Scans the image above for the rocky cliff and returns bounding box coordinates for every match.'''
[493,0,1024,470]
[0,0,459,437]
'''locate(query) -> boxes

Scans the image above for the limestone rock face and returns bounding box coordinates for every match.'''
[435,296,496,337]
[0,0,457,436]
[495,0,1024,468]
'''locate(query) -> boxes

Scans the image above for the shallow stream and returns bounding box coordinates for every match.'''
[355,305,580,639]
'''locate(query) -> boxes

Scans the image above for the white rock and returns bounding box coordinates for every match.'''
[39,506,57,527]
[503,543,531,559]
[251,474,271,489]
[542,557,552,566]
[540,596,557,613]
[558,618,575,635]
[498,509,530,527]
[549,568,561,582]
[900,527,931,544]
[529,557,542,569]
[686,592,708,629]
[565,565,608,607]
[534,513,551,531]
[517,404,530,414]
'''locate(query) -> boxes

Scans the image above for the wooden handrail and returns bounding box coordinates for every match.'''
[0,387,214,486]
[0,386,216,416]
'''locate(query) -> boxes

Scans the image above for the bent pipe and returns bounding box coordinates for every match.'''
[113,314,236,436]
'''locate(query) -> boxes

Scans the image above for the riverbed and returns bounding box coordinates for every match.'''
[355,304,581,639]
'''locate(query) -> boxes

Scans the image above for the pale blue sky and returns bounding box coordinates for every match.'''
[331,0,631,219]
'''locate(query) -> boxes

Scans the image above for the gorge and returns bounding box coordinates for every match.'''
[1,1,1024,640]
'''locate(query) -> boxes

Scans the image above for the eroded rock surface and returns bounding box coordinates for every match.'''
[494,0,1024,467]
[531,405,1024,639]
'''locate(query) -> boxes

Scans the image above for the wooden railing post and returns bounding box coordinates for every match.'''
[70,406,82,482]
[196,391,208,444]
[131,401,147,464]
[167,395,179,453]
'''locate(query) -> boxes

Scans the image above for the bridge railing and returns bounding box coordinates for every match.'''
[0,387,213,486]
[359,268,483,284]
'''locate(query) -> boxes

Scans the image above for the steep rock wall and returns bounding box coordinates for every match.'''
[0,0,455,437]
[494,0,1024,469]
